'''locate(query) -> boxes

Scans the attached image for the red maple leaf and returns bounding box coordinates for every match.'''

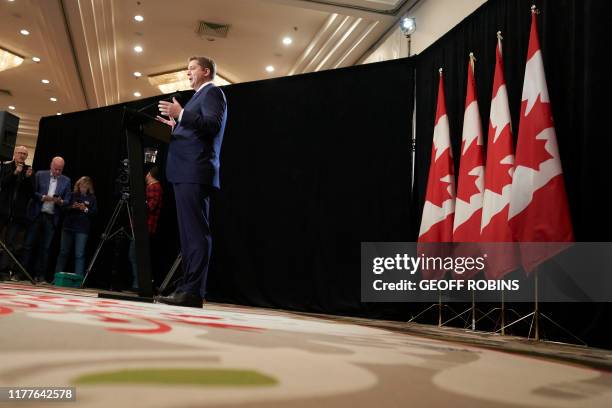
[515,96,554,171]
[426,147,454,207]
[456,140,483,202]
[484,124,513,195]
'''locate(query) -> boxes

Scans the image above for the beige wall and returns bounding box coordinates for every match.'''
[361,0,486,63]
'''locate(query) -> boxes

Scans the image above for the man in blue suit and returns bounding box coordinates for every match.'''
[155,56,227,308]
[22,156,71,282]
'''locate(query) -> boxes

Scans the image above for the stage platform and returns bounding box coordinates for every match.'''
[1,281,611,407]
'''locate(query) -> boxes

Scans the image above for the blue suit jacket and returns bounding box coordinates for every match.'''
[28,170,71,225]
[166,83,227,187]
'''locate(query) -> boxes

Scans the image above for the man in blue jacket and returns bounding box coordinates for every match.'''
[22,156,71,282]
[155,56,227,308]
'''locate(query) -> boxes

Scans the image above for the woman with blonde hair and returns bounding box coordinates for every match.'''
[55,176,97,276]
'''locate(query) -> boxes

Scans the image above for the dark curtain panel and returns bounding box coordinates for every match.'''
[413,0,612,348]
[208,58,416,319]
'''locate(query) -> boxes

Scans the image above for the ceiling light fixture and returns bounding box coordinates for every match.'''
[32,56,41,62]
[20,29,30,36]
[133,71,142,77]
[50,97,57,102]
[147,69,231,94]
[133,92,141,97]
[8,105,15,110]
[282,37,293,45]
[0,47,24,72]
[56,112,62,115]
[134,15,144,22]
[41,79,50,84]
[134,45,143,53]
[265,65,275,73]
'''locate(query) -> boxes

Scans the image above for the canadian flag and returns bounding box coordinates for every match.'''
[418,69,455,244]
[508,9,574,272]
[453,55,485,243]
[481,34,519,279]
[418,69,455,279]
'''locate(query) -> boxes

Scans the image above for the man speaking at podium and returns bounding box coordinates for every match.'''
[155,56,227,308]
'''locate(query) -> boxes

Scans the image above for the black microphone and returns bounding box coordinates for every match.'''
[137,92,181,113]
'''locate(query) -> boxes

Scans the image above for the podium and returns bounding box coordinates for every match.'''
[98,108,170,301]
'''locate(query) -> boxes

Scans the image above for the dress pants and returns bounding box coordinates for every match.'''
[22,213,56,280]
[173,183,212,298]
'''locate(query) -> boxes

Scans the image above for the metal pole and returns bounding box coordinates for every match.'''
[438,290,442,327]
[501,290,505,335]
[534,269,540,341]
[81,197,126,287]
[471,290,476,331]
[0,239,34,284]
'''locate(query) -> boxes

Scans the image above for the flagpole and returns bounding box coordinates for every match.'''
[534,267,540,341]
[497,30,505,337]
[471,289,476,331]
[438,290,442,327]
[438,66,443,329]
[501,289,505,335]
[469,51,477,332]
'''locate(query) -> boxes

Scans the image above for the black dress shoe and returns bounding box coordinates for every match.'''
[155,292,203,308]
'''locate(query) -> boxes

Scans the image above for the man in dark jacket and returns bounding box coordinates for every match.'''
[22,156,71,282]
[155,56,227,308]
[0,146,33,280]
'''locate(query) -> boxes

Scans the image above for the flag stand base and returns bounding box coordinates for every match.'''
[496,271,586,344]
[408,292,447,327]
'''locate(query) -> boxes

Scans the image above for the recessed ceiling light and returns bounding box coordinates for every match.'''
[133,91,141,97]
[134,15,144,22]
[8,105,15,110]
[20,29,30,36]
[265,65,275,73]
[56,112,62,115]
[134,45,143,53]
[41,79,50,84]
[282,37,293,45]
[50,97,57,102]
[32,56,41,62]
[133,71,142,77]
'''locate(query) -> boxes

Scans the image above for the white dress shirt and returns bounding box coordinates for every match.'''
[42,176,58,214]
[178,81,213,123]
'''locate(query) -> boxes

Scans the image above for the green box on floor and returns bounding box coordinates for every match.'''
[54,272,83,288]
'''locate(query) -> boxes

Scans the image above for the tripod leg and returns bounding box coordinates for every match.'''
[159,253,182,294]
[82,198,126,288]
[0,239,35,284]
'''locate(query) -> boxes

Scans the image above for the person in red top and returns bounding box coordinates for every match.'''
[145,166,163,234]
[128,166,163,290]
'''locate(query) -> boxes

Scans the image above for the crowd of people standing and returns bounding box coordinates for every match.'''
[0,147,162,286]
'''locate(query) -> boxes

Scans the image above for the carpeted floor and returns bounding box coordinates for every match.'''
[1,282,611,407]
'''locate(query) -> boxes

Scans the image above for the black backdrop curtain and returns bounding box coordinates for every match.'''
[208,59,415,318]
[35,58,416,319]
[413,0,612,347]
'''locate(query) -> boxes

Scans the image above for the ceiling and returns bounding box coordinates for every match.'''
[0,0,419,160]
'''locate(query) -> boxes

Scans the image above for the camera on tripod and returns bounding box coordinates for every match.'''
[114,159,131,195]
